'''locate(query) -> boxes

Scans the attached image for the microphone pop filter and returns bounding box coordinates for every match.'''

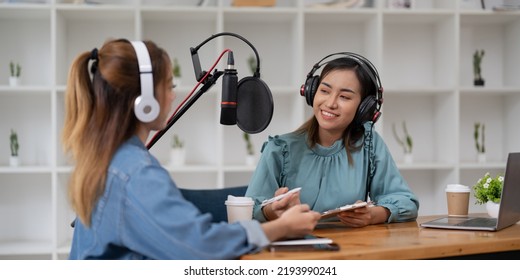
[236,77,274,134]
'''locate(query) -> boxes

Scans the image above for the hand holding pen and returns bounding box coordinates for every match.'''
[261,187,302,221]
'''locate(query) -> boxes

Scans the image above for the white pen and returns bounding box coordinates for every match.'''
[261,187,302,207]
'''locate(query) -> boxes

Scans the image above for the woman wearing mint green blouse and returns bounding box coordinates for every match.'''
[245,53,419,227]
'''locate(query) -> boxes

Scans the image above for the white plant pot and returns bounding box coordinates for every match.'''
[9,76,19,87]
[387,0,415,9]
[404,153,413,164]
[486,201,500,218]
[170,148,185,167]
[9,156,19,167]
[245,154,256,166]
[477,153,486,163]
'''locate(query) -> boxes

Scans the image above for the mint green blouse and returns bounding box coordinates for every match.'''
[245,123,419,223]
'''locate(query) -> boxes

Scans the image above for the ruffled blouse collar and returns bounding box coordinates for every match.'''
[311,138,344,156]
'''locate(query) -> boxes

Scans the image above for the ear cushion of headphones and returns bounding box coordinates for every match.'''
[130,41,160,123]
[134,96,160,123]
[353,95,377,126]
[302,75,319,106]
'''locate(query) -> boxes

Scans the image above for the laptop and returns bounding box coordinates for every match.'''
[421,152,520,231]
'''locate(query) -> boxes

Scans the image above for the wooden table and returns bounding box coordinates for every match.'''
[242,215,520,260]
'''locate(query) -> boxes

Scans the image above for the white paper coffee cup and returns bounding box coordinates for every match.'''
[225,195,254,223]
[445,184,470,217]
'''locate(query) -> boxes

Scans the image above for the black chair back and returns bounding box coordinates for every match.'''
[179,186,248,223]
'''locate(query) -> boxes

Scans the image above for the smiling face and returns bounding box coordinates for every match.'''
[312,69,362,146]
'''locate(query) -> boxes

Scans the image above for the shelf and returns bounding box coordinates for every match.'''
[0,87,52,95]
[1,0,519,259]
[460,161,507,169]
[396,162,456,170]
[0,166,53,174]
[459,87,520,95]
[0,240,52,256]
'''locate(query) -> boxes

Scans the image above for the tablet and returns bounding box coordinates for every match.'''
[320,201,368,220]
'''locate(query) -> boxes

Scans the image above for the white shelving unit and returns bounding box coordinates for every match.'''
[1,0,519,259]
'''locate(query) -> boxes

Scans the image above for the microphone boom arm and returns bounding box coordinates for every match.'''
[147,32,268,149]
[146,70,224,149]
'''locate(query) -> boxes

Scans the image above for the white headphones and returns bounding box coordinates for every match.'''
[130,41,160,123]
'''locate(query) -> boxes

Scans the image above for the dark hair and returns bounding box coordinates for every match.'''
[295,56,377,165]
[62,38,170,226]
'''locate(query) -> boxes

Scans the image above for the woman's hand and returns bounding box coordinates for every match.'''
[262,187,301,221]
[262,204,321,241]
[337,201,390,227]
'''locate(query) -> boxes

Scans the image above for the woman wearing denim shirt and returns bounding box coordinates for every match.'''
[246,54,419,227]
[62,39,320,260]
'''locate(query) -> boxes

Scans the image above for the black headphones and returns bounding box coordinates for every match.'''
[300,52,384,126]
[131,41,160,123]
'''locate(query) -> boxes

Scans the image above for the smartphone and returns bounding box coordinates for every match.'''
[268,243,340,252]
[267,235,340,252]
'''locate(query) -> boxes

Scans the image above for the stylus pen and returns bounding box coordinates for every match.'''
[261,187,302,207]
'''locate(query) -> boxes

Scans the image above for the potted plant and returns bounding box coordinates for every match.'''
[473,172,503,218]
[243,132,255,165]
[170,134,185,166]
[172,58,181,87]
[474,122,485,162]
[9,61,21,87]
[247,55,256,75]
[473,49,485,86]
[9,129,19,167]
[392,121,413,163]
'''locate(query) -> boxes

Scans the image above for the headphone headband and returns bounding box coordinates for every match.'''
[130,41,160,123]
[307,52,383,102]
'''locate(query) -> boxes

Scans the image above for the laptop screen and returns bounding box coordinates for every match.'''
[496,152,520,230]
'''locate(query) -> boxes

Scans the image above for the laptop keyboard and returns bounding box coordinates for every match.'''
[457,217,497,227]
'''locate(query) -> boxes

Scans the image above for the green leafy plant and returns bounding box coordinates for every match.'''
[473,172,503,204]
[392,121,413,154]
[243,132,254,155]
[9,61,21,77]
[247,55,256,75]
[473,49,485,81]
[171,134,184,149]
[474,122,485,154]
[172,58,181,77]
[10,129,19,157]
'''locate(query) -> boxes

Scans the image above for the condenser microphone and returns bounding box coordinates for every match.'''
[220,51,238,125]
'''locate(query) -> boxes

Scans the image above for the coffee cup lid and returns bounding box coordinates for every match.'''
[225,195,254,206]
[445,184,470,193]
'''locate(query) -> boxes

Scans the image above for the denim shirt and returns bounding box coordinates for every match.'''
[69,136,269,260]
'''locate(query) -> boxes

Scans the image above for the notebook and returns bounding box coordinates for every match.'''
[421,152,520,231]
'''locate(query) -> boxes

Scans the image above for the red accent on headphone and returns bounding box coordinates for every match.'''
[221,101,237,105]
[372,111,381,123]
